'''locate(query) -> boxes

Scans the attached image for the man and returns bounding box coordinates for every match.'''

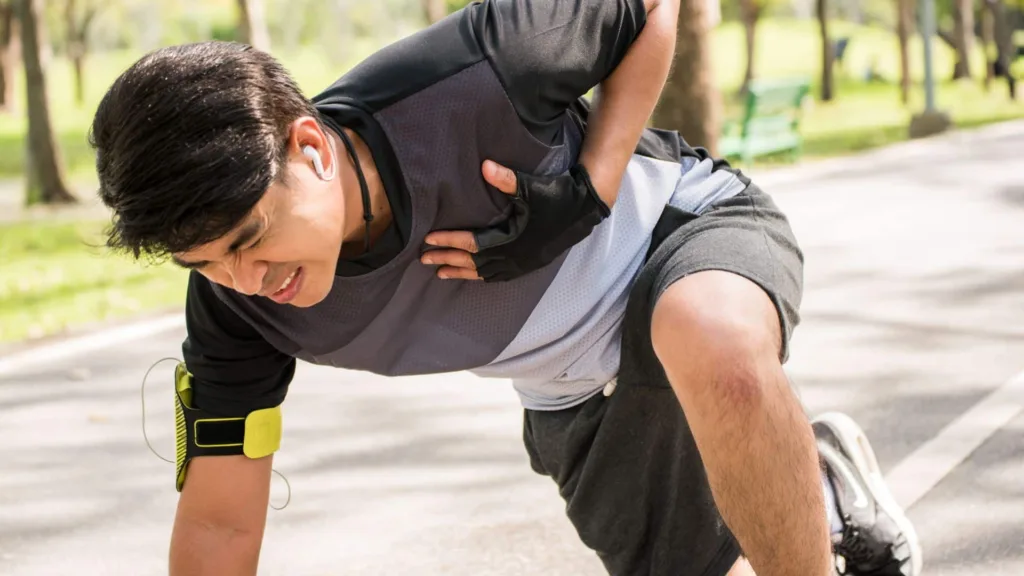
[91,0,921,574]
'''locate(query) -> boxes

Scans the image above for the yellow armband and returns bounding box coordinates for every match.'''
[173,362,282,491]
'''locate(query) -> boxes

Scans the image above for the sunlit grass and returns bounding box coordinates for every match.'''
[0,220,188,343]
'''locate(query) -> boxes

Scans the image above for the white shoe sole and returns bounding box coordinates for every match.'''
[815,412,924,576]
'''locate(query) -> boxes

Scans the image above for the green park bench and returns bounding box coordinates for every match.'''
[719,78,811,164]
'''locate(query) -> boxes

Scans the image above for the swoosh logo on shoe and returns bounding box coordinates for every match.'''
[822,443,869,509]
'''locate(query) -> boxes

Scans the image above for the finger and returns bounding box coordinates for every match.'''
[482,160,518,195]
[420,249,476,270]
[424,230,479,253]
[436,266,482,281]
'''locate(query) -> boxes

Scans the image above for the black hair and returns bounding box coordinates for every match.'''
[90,41,318,260]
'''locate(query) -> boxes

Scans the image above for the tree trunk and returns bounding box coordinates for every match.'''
[72,54,84,105]
[0,1,16,112]
[935,27,957,50]
[739,0,759,95]
[987,0,1016,99]
[65,0,86,106]
[236,0,270,52]
[652,0,721,155]
[981,1,995,89]
[18,0,74,205]
[423,0,446,24]
[951,0,974,79]
[280,0,304,52]
[817,0,834,101]
[896,0,913,104]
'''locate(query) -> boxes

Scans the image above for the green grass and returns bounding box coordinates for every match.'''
[0,220,188,343]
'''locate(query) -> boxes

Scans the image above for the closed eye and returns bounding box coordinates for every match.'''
[246,232,268,251]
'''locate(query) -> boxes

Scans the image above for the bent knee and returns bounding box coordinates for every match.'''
[652,270,783,360]
[651,271,784,402]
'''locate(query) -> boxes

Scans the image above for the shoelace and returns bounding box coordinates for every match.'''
[835,519,905,576]
[838,556,907,576]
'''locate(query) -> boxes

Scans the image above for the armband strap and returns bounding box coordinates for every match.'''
[173,362,282,492]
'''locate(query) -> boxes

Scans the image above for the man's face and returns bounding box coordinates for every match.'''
[172,137,346,308]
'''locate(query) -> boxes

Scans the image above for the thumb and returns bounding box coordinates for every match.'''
[482,160,518,195]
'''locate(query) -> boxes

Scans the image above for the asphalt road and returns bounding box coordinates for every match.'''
[2,121,1023,575]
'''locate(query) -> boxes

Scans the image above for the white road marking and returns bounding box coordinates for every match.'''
[0,314,184,378]
[884,368,1024,509]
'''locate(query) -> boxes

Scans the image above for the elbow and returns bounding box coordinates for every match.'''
[644,0,680,14]
[174,509,264,549]
[642,0,681,38]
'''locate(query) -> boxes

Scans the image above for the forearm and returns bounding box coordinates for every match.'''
[170,513,264,576]
[579,0,679,206]
[168,455,272,576]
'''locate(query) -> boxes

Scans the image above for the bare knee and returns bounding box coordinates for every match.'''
[651,270,783,411]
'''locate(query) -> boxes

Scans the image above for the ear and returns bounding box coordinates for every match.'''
[286,116,333,171]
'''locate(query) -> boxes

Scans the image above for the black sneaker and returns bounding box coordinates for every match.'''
[813,412,923,576]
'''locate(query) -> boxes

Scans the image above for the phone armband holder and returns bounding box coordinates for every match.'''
[173,363,282,492]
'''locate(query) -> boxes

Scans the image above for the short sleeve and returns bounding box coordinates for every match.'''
[469,0,648,143]
[181,271,296,417]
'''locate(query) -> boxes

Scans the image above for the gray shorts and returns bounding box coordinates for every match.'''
[522,181,804,576]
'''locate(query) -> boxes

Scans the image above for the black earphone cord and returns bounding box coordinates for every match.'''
[334,129,375,254]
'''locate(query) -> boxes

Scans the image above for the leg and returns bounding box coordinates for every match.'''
[639,179,920,576]
[651,270,832,576]
[520,178,807,575]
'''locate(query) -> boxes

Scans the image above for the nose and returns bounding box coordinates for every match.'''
[227,258,269,296]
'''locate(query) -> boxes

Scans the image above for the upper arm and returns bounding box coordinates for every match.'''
[182,271,296,416]
[470,0,649,142]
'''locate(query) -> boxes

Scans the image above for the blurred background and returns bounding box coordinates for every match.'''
[0,0,1021,346]
[1,2,1024,575]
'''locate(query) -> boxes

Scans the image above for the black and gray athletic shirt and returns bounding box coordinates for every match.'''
[183,0,749,416]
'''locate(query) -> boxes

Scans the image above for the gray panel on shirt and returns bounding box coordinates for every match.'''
[212,61,577,376]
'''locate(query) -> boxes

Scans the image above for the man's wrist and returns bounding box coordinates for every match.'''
[572,163,611,218]
[577,157,620,210]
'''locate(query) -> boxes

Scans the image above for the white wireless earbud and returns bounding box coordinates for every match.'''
[302,145,326,179]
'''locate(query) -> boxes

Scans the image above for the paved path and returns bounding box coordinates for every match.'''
[2,121,1023,575]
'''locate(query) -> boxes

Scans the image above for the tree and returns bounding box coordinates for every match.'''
[738,0,761,95]
[0,0,16,112]
[896,0,914,104]
[980,0,996,89]
[64,0,99,107]
[236,0,270,52]
[423,0,446,24]
[986,0,1017,99]
[951,0,975,79]
[19,0,74,204]
[817,0,834,101]
[653,0,721,154]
